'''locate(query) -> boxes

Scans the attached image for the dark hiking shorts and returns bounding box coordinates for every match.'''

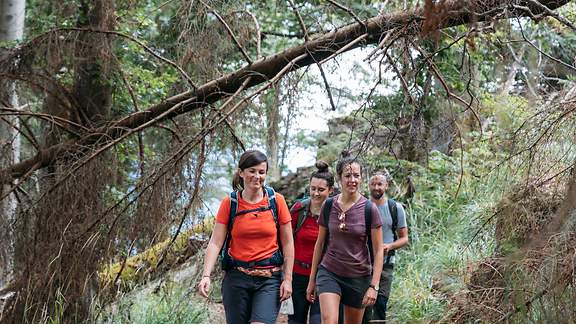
[221,268,281,324]
[316,266,370,309]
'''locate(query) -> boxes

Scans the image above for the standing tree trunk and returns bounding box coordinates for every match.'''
[266,84,281,180]
[6,0,116,322]
[0,0,25,302]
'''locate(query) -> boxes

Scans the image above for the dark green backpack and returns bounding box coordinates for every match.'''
[292,198,311,237]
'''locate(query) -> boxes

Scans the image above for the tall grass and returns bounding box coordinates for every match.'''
[379,149,516,323]
[95,283,217,324]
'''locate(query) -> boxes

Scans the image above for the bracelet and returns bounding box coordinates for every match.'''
[202,275,210,278]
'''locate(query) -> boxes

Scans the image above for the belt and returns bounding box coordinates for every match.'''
[295,259,311,269]
[236,266,282,277]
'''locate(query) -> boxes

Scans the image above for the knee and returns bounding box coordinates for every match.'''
[321,312,338,324]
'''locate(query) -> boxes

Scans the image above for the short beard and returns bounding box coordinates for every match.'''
[370,190,384,200]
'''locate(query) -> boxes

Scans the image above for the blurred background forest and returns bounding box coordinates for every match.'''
[1,0,575,323]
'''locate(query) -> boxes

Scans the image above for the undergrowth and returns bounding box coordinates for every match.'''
[95,282,217,324]
[370,144,514,322]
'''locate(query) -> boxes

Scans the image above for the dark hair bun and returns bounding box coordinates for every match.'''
[340,150,351,158]
[315,160,329,173]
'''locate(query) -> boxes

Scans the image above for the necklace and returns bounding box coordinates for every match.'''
[336,194,358,232]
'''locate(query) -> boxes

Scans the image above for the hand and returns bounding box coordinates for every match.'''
[362,286,377,307]
[198,276,211,298]
[382,243,391,255]
[280,279,293,302]
[306,281,316,303]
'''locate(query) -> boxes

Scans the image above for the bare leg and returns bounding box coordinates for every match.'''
[319,292,341,324]
[343,304,365,324]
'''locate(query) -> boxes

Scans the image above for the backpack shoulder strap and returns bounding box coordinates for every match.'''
[264,186,278,224]
[365,199,374,263]
[229,191,239,232]
[294,198,311,236]
[322,197,334,230]
[321,197,334,257]
[388,198,398,241]
[220,191,238,267]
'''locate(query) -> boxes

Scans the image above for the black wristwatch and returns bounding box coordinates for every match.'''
[368,284,379,292]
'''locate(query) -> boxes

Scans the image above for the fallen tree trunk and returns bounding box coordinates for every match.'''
[0,0,572,184]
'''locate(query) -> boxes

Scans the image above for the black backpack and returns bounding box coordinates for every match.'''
[321,198,399,263]
[220,186,283,270]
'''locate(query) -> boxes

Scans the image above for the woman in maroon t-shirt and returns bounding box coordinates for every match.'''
[306,151,384,324]
[289,161,334,324]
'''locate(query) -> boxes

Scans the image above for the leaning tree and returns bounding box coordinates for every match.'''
[0,0,575,322]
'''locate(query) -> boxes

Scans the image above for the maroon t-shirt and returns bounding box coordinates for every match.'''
[318,195,382,277]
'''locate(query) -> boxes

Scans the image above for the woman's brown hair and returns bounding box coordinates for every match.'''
[311,160,335,188]
[232,150,269,190]
[335,150,364,178]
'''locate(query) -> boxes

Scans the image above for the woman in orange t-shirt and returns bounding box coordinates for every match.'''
[198,150,294,324]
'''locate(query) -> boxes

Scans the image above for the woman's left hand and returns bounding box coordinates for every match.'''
[362,286,377,307]
[279,279,292,302]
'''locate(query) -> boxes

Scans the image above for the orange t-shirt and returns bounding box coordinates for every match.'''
[216,192,291,262]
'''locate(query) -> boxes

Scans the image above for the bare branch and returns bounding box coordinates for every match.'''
[516,16,576,73]
[201,0,253,65]
[232,10,262,59]
[386,52,416,106]
[524,0,576,31]
[316,63,337,111]
[262,31,307,38]
[80,53,310,240]
[319,33,368,65]
[365,28,398,62]
[287,0,337,110]
[1,0,572,184]
[0,108,87,136]
[326,0,367,30]
[0,116,39,151]
[287,0,310,41]
[21,27,199,89]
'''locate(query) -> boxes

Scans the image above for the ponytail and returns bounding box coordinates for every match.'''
[232,169,244,191]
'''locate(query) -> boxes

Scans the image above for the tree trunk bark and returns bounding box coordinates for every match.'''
[266,84,281,180]
[5,0,116,322]
[0,0,25,303]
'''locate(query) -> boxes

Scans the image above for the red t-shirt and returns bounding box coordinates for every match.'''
[216,192,291,262]
[291,200,319,276]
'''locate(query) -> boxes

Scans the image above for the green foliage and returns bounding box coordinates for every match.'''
[98,285,212,324]
[365,144,513,322]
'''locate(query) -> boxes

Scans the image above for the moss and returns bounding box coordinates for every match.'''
[99,216,215,292]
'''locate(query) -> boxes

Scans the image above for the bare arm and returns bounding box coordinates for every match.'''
[197,222,227,298]
[383,227,409,254]
[363,226,384,306]
[279,222,294,301]
[279,222,294,280]
[391,227,409,249]
[370,226,384,286]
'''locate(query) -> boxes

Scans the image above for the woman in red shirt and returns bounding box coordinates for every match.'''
[289,161,334,324]
[198,150,294,324]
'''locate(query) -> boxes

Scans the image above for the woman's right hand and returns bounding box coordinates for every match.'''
[306,280,316,303]
[198,276,211,298]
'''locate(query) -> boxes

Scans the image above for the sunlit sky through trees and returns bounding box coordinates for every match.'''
[286,47,397,171]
